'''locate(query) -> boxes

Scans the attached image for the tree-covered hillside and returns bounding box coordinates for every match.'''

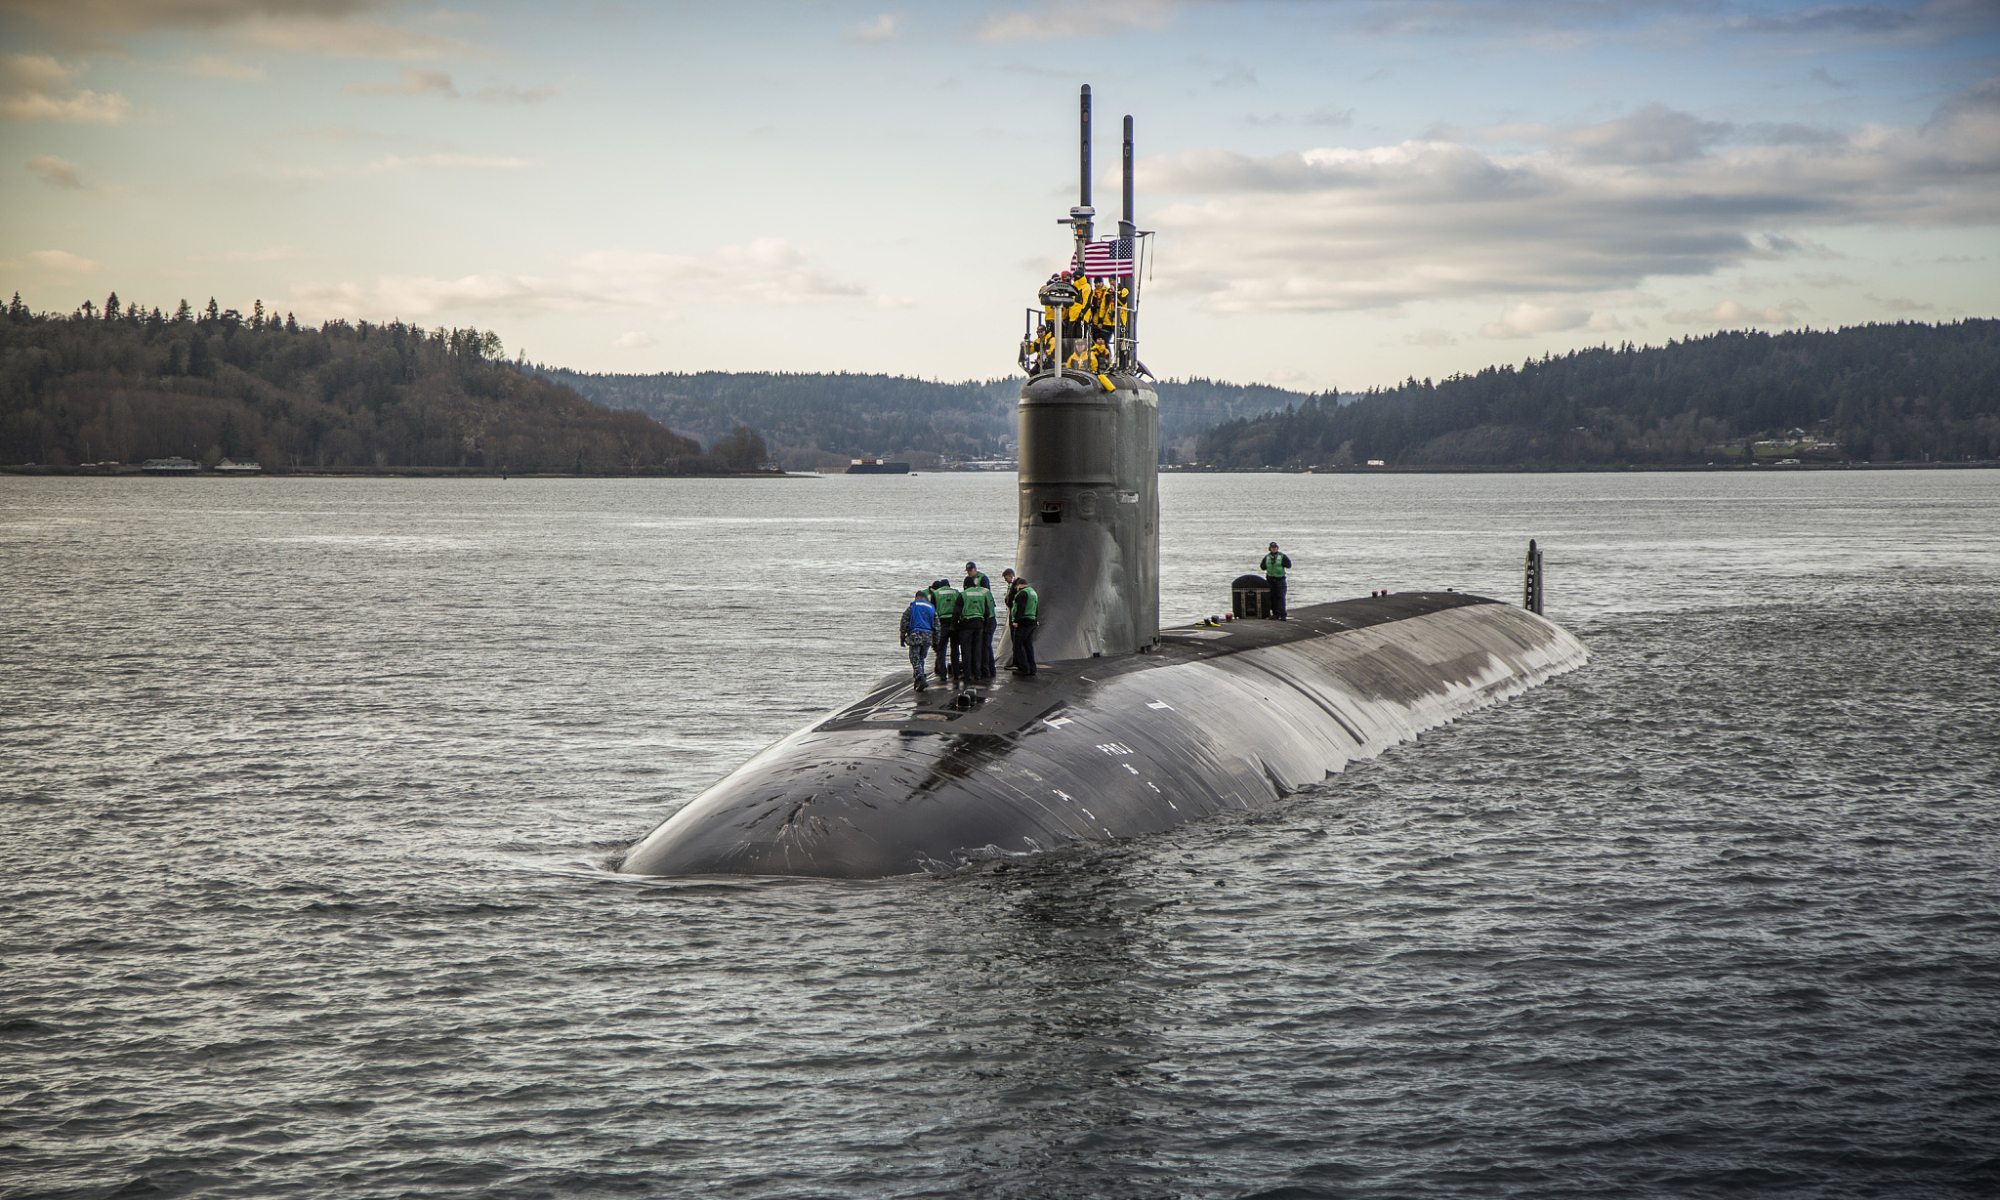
[539,367,1316,469]
[1,294,724,473]
[1198,321,2000,468]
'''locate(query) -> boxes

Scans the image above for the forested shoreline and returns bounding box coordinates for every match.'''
[540,367,1315,469]
[1198,322,2000,469]
[0,295,746,474]
[10,292,1994,475]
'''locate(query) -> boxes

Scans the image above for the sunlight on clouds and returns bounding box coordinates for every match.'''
[3,2,481,60]
[29,249,100,273]
[0,54,132,123]
[343,68,456,98]
[27,154,82,187]
[230,15,481,60]
[293,241,871,319]
[844,13,898,42]
[1141,81,2000,316]
[1664,300,1796,325]
[978,0,1180,41]
[184,55,266,80]
[1479,302,1590,339]
[362,153,532,172]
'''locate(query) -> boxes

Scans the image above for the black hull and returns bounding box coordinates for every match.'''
[620,592,1587,878]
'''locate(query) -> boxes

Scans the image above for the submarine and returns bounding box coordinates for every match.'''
[619,87,1588,879]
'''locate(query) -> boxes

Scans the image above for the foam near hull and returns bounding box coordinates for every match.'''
[619,592,1587,878]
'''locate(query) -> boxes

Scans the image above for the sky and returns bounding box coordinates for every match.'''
[3,0,1998,391]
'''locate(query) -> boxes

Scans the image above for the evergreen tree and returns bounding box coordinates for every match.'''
[173,299,192,323]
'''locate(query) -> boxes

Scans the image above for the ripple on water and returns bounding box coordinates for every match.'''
[2,471,1998,1198]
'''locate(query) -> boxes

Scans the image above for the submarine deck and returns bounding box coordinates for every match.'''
[621,589,1584,876]
[821,591,1499,738]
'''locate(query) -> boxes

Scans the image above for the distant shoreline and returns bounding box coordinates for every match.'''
[1161,460,1999,474]
[4,461,1993,478]
[0,465,808,479]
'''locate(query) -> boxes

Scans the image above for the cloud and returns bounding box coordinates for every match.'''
[224,245,309,262]
[1410,328,1457,346]
[1732,0,1996,41]
[1556,102,1729,164]
[363,152,532,172]
[292,240,871,319]
[1479,301,1591,339]
[1865,292,1936,311]
[845,13,898,41]
[978,0,1180,41]
[0,1,385,33]
[1356,0,1989,44]
[1,2,480,59]
[614,331,659,348]
[29,249,100,272]
[0,54,132,122]
[1212,64,1256,89]
[1304,106,1353,127]
[26,154,81,187]
[229,15,479,59]
[343,68,456,98]
[473,84,554,104]
[185,54,265,80]
[1135,82,2000,314]
[1664,300,1795,325]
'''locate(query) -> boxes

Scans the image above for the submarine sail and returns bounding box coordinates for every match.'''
[1014,86,1158,660]
[618,86,1588,879]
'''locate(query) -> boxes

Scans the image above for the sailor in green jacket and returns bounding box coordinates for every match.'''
[1008,576,1040,676]
[1261,541,1292,619]
[958,575,996,680]
[928,579,962,681]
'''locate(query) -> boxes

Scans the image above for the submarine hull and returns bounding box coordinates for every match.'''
[620,592,1587,878]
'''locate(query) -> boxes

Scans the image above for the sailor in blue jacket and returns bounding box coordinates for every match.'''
[899,589,938,690]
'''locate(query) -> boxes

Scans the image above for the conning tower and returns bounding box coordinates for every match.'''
[1015,85,1159,660]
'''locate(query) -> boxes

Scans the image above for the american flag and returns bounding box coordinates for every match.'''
[1081,236,1134,278]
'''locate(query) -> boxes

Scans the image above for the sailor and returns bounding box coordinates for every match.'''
[998,568,1019,668]
[1009,575,1040,676]
[1261,541,1292,619]
[959,573,996,680]
[899,589,938,690]
[928,578,962,681]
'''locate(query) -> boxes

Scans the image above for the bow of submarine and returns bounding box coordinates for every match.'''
[618,591,1588,878]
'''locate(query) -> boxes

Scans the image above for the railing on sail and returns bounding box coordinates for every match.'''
[1018,84,1151,381]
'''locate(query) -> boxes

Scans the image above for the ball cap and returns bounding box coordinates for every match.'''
[1269,542,1279,549]
[965,561,977,569]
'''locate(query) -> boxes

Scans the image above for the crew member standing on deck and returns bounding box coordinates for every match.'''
[899,589,937,690]
[1009,576,1040,676]
[1262,542,1292,619]
[999,568,1020,668]
[959,574,996,680]
[928,578,962,682]
[963,562,996,678]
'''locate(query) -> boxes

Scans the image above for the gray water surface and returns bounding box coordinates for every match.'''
[3,470,1997,1198]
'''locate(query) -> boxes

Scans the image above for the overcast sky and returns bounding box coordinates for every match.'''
[4,0,1997,390]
